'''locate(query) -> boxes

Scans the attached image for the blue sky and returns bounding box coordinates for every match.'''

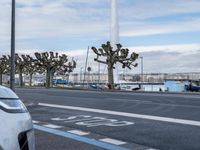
[0,0,200,73]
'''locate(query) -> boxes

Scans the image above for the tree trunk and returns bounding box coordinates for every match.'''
[0,73,2,85]
[19,69,23,87]
[29,73,33,87]
[107,63,114,90]
[50,70,54,87]
[46,68,51,88]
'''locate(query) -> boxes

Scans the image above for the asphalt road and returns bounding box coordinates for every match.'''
[16,88,200,150]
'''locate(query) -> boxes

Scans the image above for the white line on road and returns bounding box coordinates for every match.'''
[43,124,63,129]
[32,120,39,124]
[39,103,200,127]
[51,117,67,121]
[99,138,126,145]
[68,130,90,136]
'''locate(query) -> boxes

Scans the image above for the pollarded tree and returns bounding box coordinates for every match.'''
[15,54,29,87]
[22,55,41,87]
[91,41,139,89]
[0,55,10,85]
[34,52,69,88]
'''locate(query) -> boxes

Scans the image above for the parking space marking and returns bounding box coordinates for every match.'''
[99,138,126,145]
[43,124,63,129]
[52,115,134,127]
[39,103,200,127]
[68,130,90,136]
[34,124,129,150]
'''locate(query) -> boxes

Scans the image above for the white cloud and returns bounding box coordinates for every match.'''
[0,0,110,51]
[120,0,200,20]
[128,43,200,54]
[1,0,200,51]
[121,18,200,37]
[140,50,200,73]
[15,1,109,40]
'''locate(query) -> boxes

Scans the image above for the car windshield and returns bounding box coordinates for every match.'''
[0,0,200,150]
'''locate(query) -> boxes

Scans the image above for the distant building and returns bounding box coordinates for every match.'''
[69,73,108,83]
[2,72,200,86]
[119,72,200,83]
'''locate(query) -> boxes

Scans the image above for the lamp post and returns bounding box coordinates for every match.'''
[140,56,143,90]
[83,46,89,88]
[10,0,16,91]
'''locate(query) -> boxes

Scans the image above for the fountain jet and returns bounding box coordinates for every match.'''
[111,0,119,49]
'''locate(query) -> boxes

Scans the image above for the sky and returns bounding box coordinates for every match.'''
[0,0,200,74]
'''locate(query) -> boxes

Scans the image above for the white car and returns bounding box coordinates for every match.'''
[0,86,35,150]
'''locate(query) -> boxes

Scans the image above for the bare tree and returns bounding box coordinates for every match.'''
[22,55,41,87]
[0,56,10,85]
[15,54,29,87]
[35,51,74,88]
[91,41,139,89]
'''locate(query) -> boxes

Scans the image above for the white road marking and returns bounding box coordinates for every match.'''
[99,138,126,145]
[51,117,67,121]
[66,115,134,127]
[68,130,90,136]
[43,124,63,129]
[32,120,39,124]
[51,116,134,127]
[39,103,200,127]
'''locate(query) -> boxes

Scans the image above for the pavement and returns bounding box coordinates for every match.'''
[16,88,200,150]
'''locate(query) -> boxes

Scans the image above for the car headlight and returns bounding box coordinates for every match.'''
[0,99,28,113]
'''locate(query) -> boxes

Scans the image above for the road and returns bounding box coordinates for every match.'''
[16,88,200,150]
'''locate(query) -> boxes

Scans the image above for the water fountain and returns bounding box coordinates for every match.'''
[111,0,119,49]
[111,0,120,83]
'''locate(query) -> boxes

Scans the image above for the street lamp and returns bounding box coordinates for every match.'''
[10,0,16,91]
[83,46,90,88]
[140,56,143,90]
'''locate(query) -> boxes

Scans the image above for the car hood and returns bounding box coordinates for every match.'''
[0,86,19,99]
